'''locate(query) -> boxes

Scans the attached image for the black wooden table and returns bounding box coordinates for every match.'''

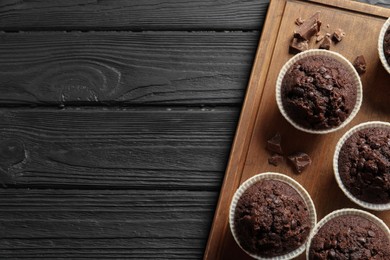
[0,0,387,259]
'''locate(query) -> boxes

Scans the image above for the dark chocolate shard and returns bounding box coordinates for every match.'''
[266,133,283,154]
[289,37,309,54]
[319,35,331,50]
[353,55,367,75]
[316,34,324,42]
[268,154,284,166]
[294,12,322,40]
[332,28,346,42]
[288,152,311,173]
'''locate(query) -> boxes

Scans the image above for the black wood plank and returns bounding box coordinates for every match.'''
[0,0,384,31]
[0,0,269,31]
[0,31,258,106]
[0,107,239,189]
[0,189,218,259]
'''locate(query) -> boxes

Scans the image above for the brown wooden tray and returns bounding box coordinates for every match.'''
[204,0,390,259]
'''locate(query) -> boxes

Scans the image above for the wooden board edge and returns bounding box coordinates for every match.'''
[203,0,288,259]
[308,0,390,17]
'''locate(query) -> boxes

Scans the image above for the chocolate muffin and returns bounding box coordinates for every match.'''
[308,214,390,259]
[338,127,390,204]
[234,179,311,257]
[384,26,390,65]
[281,55,357,130]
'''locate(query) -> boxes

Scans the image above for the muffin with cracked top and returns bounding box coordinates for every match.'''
[334,121,390,211]
[307,209,390,260]
[229,172,316,259]
[276,50,362,134]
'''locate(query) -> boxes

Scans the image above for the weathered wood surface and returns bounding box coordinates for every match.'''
[0,189,217,259]
[0,0,269,31]
[0,108,239,189]
[0,0,385,259]
[0,31,258,105]
[0,0,384,31]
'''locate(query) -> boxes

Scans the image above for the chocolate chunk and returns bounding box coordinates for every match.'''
[332,28,346,42]
[268,154,284,166]
[234,179,311,257]
[266,133,283,154]
[294,12,322,40]
[288,152,311,173]
[295,17,305,26]
[353,55,366,75]
[289,37,309,54]
[316,34,324,42]
[319,35,331,50]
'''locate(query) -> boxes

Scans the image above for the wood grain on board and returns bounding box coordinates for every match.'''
[0,31,257,105]
[205,0,390,259]
[0,189,217,259]
[0,108,239,189]
[0,0,269,31]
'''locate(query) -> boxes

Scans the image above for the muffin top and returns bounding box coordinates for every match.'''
[309,214,390,259]
[338,127,390,204]
[384,26,390,64]
[234,179,310,257]
[281,55,357,130]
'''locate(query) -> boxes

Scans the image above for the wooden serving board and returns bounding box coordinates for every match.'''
[204,0,390,259]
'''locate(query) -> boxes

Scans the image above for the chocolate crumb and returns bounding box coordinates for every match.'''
[319,35,331,50]
[326,24,330,28]
[294,12,322,40]
[353,55,366,75]
[268,154,284,166]
[295,17,305,26]
[289,37,309,54]
[288,152,311,173]
[332,28,346,42]
[266,133,283,154]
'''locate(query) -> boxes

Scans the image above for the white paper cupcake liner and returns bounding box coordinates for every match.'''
[378,17,390,75]
[333,121,390,211]
[276,49,363,134]
[306,208,390,260]
[229,172,317,260]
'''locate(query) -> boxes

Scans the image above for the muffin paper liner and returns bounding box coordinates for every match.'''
[333,121,390,211]
[276,49,363,134]
[378,17,390,75]
[229,172,317,260]
[306,208,390,260]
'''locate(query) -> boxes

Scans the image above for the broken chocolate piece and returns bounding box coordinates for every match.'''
[294,12,322,40]
[268,154,284,166]
[353,55,367,75]
[266,133,283,154]
[316,34,324,42]
[332,28,345,42]
[288,152,311,173]
[295,17,305,26]
[319,35,331,50]
[289,37,309,54]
